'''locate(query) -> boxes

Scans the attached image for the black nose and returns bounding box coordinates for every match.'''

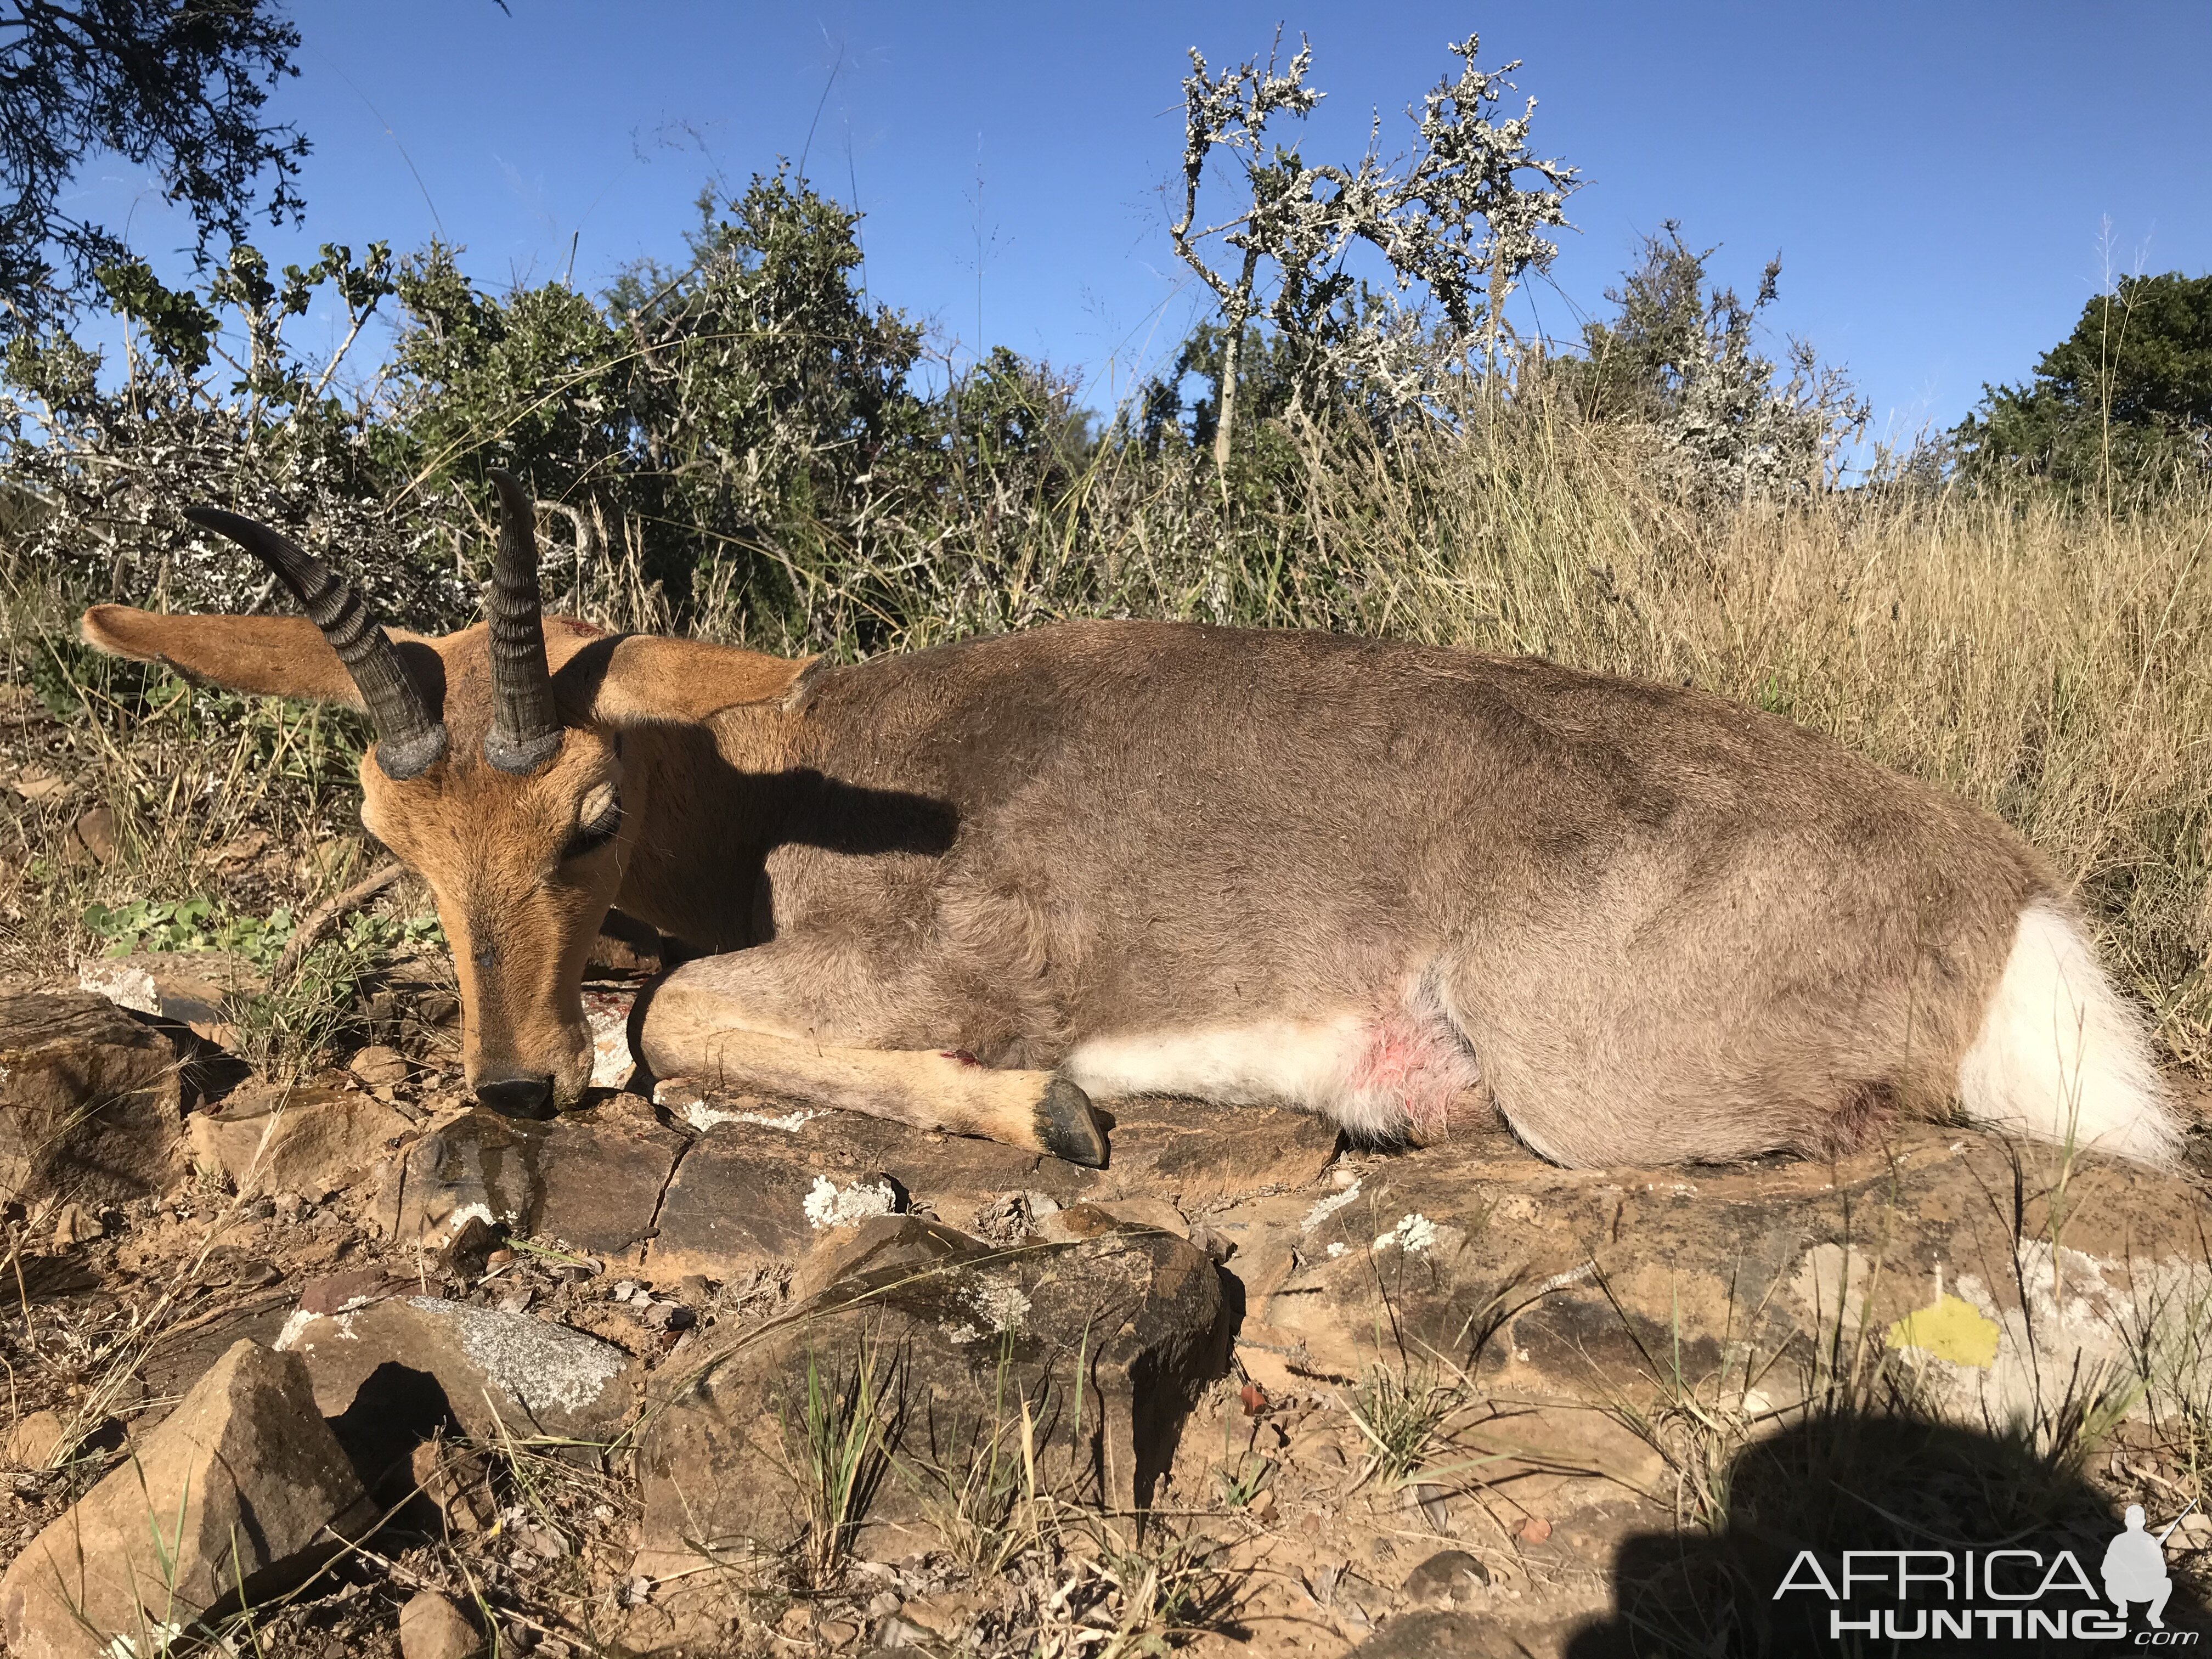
[475,1074,555,1119]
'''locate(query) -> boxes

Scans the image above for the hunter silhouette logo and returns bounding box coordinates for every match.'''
[2106,1502,2192,1630]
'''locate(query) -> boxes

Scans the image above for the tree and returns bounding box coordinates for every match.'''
[394,169,926,624]
[1559,225,1865,501]
[0,0,309,341]
[1169,31,1579,478]
[1955,272,2212,493]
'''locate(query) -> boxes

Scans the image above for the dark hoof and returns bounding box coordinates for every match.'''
[1037,1076,1109,1167]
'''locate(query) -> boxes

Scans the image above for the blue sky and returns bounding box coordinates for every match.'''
[67,0,2212,438]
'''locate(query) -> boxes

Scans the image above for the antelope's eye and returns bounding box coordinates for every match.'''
[564,790,622,861]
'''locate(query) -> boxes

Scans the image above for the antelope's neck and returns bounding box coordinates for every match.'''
[611,708,809,953]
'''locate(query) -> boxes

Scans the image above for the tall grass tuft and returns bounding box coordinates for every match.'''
[6,380,2210,1068]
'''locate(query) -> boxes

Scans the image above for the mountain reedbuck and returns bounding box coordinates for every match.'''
[82,474,2179,1171]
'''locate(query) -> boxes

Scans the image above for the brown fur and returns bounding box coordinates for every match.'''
[83,605,2053,1165]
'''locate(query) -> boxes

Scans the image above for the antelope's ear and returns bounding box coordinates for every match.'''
[81,604,435,709]
[552,634,826,726]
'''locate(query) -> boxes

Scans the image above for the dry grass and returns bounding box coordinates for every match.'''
[5,399,2210,1068]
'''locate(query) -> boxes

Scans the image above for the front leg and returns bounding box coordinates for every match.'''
[634,949,1107,1166]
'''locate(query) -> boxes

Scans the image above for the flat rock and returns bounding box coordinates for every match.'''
[1033,1197,1189,1243]
[0,990,184,1207]
[634,1224,1225,1576]
[188,1080,414,1199]
[348,1043,413,1087]
[0,1340,371,1659]
[377,1096,684,1260]
[276,1290,632,1449]
[1251,1123,2212,1435]
[789,1213,991,1306]
[644,1088,1338,1284]
[77,950,263,1042]
[1098,1095,1341,1210]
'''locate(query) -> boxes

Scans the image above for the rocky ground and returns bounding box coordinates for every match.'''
[4,935,2212,1658]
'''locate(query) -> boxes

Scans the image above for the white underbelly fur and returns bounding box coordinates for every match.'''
[1060,987,1482,1141]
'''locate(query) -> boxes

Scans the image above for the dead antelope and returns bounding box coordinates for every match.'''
[81,473,2179,1170]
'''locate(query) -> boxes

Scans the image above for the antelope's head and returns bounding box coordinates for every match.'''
[81,473,816,1116]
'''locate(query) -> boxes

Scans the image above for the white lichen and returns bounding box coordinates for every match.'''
[1302,1181,1360,1230]
[273,1307,320,1351]
[802,1175,896,1230]
[684,1102,822,1134]
[408,1297,625,1414]
[965,1273,1031,1334]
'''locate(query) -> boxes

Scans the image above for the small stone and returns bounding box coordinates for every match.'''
[67,806,117,865]
[1517,1514,1551,1543]
[636,1300,694,1332]
[398,1589,484,1659]
[414,990,461,1026]
[409,1441,493,1533]
[441,1214,501,1282]
[1402,1548,1491,1604]
[1246,1487,1278,1521]
[609,1280,640,1302]
[1402,1482,1451,1531]
[349,1045,413,1087]
[2,1410,67,1469]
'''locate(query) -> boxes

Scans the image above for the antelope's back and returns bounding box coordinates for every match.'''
[770,619,2048,1143]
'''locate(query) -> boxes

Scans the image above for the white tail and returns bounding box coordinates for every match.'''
[1957,902,2179,1165]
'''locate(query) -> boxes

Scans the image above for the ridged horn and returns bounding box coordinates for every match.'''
[180,507,447,780]
[483,468,562,775]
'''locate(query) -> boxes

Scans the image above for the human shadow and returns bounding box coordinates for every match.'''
[1564,1412,2208,1657]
